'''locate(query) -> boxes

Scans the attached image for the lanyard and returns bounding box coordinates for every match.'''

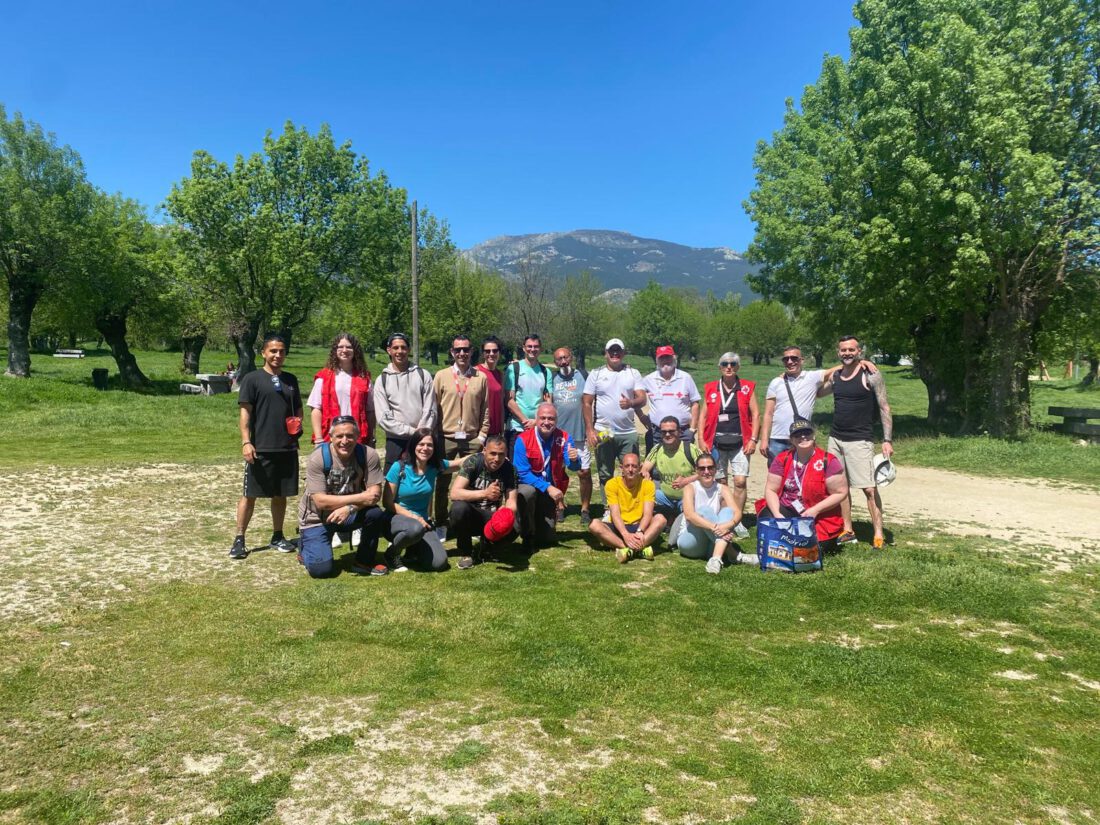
[452,365,472,431]
[719,378,739,412]
[789,457,810,497]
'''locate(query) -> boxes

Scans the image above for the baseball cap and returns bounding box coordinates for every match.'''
[655,345,676,359]
[789,418,816,437]
[484,507,516,542]
[873,454,897,487]
[605,338,625,352]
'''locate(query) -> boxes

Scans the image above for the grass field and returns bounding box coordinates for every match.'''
[2,345,1099,823]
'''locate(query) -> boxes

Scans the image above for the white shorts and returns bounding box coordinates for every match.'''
[577,445,592,471]
[713,446,749,480]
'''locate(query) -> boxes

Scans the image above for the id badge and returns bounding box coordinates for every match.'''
[791,500,805,514]
[718,414,730,422]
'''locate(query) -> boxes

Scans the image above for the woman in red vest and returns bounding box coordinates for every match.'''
[701,352,759,537]
[307,333,374,446]
[759,418,847,543]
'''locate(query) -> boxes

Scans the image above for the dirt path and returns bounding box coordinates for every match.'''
[745,455,1100,562]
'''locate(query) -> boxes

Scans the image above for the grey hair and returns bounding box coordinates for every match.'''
[719,352,741,366]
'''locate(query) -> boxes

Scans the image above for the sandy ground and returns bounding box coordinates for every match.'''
[2,454,1097,625]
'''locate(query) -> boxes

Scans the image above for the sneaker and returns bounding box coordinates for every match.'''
[836,530,858,545]
[349,562,372,576]
[580,510,592,527]
[733,522,750,539]
[270,536,296,553]
[872,536,885,550]
[458,556,475,570]
[370,564,390,577]
[615,547,633,564]
[435,526,447,542]
[391,559,409,573]
[640,546,654,561]
[555,509,565,524]
[705,557,723,575]
[229,538,248,560]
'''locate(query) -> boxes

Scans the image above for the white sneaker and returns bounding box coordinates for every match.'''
[705,557,722,575]
[733,522,749,539]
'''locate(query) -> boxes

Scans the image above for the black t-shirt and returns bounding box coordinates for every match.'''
[458,453,518,510]
[831,369,876,441]
[238,369,302,452]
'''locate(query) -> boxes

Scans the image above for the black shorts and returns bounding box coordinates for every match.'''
[243,451,299,498]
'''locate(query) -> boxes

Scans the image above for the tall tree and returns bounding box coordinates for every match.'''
[500,255,559,353]
[0,107,94,376]
[550,270,613,369]
[627,281,695,358]
[745,0,1100,435]
[733,300,791,364]
[165,121,408,376]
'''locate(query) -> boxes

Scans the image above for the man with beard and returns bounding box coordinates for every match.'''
[639,345,701,452]
[551,346,592,525]
[820,335,894,548]
[448,435,520,568]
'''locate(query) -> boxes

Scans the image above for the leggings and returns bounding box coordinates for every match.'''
[387,514,448,570]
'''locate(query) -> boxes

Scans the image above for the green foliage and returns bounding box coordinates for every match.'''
[732,300,791,364]
[626,280,698,357]
[549,271,621,367]
[745,0,1100,436]
[420,255,507,354]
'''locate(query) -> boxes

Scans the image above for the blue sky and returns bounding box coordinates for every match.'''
[2,1,855,251]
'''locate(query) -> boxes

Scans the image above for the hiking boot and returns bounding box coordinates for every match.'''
[458,556,475,570]
[872,536,885,550]
[733,522,750,539]
[270,536,296,553]
[640,546,654,561]
[229,537,248,560]
[836,530,857,545]
[580,510,592,527]
[705,557,723,575]
[616,547,633,564]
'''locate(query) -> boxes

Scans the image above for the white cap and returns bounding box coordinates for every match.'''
[605,338,625,351]
[873,454,897,487]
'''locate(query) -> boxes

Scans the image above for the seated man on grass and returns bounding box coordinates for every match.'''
[297,416,388,578]
[449,435,520,569]
[641,416,701,520]
[514,403,582,551]
[588,452,667,563]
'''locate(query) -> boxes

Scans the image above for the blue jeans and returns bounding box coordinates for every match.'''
[767,439,790,463]
[677,506,734,559]
[654,487,683,518]
[299,506,388,578]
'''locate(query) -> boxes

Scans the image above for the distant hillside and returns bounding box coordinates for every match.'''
[464,229,760,299]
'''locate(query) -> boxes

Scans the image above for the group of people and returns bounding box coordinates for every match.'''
[228,329,894,577]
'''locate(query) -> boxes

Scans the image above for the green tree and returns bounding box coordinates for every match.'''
[165,121,408,376]
[0,107,94,376]
[420,255,507,363]
[745,0,1100,436]
[627,281,695,360]
[550,270,614,369]
[702,291,742,357]
[732,300,791,364]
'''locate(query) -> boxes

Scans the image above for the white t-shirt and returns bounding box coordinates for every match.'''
[583,365,643,435]
[307,369,353,412]
[766,370,824,440]
[642,369,701,428]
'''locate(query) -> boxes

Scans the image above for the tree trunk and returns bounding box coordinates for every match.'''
[276,325,294,354]
[1082,356,1099,387]
[912,318,967,432]
[577,349,587,371]
[95,312,148,388]
[813,350,824,368]
[428,343,439,365]
[5,278,43,377]
[67,331,78,349]
[231,318,263,378]
[181,334,206,375]
[978,304,1033,438]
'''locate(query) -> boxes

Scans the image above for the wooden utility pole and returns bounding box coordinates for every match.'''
[410,199,419,366]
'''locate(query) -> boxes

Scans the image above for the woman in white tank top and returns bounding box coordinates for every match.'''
[676,453,755,573]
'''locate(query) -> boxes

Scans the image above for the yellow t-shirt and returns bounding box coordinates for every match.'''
[605,477,655,524]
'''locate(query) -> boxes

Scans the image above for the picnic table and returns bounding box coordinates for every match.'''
[1048,406,1100,443]
[53,349,85,358]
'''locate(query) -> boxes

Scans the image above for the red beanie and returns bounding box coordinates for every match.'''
[484,507,516,542]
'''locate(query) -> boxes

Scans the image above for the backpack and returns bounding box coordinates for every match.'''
[320,441,367,481]
[379,366,429,397]
[512,359,550,392]
[649,440,701,484]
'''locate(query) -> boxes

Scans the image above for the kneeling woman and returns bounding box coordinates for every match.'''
[760,418,848,547]
[382,428,458,571]
[676,453,749,575]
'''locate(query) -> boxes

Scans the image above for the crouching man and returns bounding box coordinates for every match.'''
[297,416,388,577]
[449,435,520,569]
[514,403,582,551]
[588,452,667,563]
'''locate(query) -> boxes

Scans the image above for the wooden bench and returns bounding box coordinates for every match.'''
[1049,406,1100,443]
[53,349,85,358]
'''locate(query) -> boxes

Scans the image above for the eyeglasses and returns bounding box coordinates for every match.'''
[720,361,739,368]
[270,374,282,392]
[697,465,716,473]
[452,346,471,353]
[782,356,801,363]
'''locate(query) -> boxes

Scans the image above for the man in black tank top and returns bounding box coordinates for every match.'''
[819,336,894,549]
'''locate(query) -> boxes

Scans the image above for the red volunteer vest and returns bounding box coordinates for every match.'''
[518,427,571,493]
[315,368,372,444]
[755,446,843,542]
[702,378,755,451]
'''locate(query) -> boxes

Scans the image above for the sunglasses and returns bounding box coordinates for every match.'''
[792,431,815,440]
[660,429,679,436]
[452,346,471,353]
[782,356,802,363]
[720,361,739,367]
[331,415,356,427]
[607,348,624,355]
[697,465,716,473]
[482,347,499,354]
[270,374,282,391]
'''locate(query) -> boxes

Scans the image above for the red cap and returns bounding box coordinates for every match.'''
[655,345,676,359]
[484,507,516,542]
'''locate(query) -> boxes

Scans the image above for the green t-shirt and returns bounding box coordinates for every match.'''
[643,442,700,501]
[503,360,551,432]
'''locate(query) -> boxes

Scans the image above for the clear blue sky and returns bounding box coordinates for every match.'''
[2,1,855,252]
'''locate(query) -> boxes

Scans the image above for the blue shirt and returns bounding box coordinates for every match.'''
[385,459,450,519]
[513,430,581,492]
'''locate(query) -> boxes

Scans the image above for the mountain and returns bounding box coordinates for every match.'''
[464,230,760,299]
